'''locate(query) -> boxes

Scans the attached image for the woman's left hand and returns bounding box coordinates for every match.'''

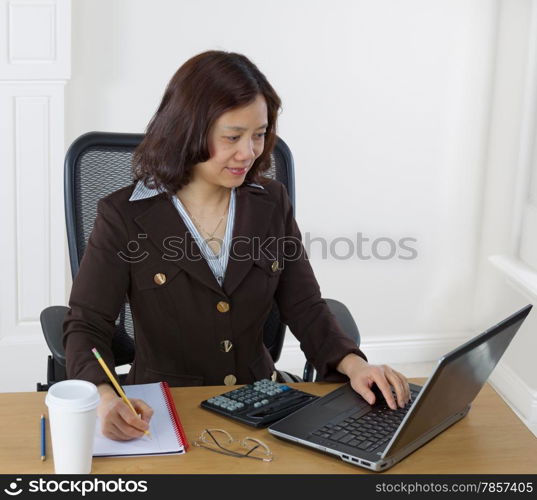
[337,354,411,410]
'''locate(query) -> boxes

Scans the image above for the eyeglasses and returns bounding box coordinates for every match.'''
[193,428,273,462]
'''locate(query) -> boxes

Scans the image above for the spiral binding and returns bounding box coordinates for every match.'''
[161,382,189,451]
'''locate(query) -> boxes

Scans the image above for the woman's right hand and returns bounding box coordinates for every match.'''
[97,383,154,441]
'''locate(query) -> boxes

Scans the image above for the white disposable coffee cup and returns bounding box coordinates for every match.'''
[45,380,100,474]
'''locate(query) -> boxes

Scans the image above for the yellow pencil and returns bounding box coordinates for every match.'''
[91,347,150,437]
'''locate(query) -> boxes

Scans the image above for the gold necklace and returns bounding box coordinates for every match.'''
[190,211,227,243]
[181,194,230,245]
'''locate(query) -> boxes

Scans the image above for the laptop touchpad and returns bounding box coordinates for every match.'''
[322,386,366,412]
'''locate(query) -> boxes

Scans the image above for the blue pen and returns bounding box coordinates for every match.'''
[40,414,46,461]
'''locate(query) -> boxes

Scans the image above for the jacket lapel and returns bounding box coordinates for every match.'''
[133,185,276,298]
[223,185,275,296]
[134,194,225,296]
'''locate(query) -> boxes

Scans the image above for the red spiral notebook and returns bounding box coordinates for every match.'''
[93,382,189,457]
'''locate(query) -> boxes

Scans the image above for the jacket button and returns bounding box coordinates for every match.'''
[217,301,230,313]
[224,374,237,386]
[271,370,278,382]
[154,273,166,285]
[220,340,233,352]
[271,261,279,272]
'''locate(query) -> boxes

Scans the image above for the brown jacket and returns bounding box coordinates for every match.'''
[63,179,365,387]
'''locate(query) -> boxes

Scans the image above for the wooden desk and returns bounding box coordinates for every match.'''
[1,381,536,474]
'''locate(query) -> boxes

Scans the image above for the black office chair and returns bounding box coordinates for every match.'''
[37,132,360,390]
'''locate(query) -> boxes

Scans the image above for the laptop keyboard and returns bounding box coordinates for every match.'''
[310,388,420,453]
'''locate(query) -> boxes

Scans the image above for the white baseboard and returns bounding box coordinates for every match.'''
[358,334,470,365]
[277,332,470,378]
[279,334,537,437]
[489,362,537,437]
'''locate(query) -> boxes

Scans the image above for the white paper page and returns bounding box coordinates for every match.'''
[93,382,185,457]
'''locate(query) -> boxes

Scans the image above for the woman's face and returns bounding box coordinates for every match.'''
[192,94,268,189]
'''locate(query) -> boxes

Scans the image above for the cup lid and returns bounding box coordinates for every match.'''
[45,380,100,412]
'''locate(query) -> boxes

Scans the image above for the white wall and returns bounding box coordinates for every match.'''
[2,0,535,435]
[66,0,505,362]
[474,0,537,435]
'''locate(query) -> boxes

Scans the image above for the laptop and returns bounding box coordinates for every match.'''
[268,304,532,472]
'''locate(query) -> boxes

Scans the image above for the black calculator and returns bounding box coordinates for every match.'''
[200,379,318,427]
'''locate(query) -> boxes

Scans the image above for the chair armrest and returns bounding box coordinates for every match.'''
[40,306,69,367]
[303,298,360,382]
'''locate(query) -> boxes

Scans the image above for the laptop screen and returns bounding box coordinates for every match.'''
[383,306,531,458]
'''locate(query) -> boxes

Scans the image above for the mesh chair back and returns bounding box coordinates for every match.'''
[64,132,295,365]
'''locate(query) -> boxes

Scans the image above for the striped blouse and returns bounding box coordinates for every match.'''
[129,180,263,287]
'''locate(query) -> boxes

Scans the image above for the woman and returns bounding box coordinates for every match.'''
[64,50,410,441]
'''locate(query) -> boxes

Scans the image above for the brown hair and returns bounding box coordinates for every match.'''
[133,50,282,194]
